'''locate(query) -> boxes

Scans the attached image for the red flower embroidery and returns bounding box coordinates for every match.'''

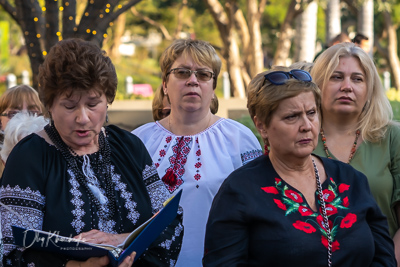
[159,149,166,157]
[317,215,333,232]
[342,196,349,207]
[285,190,303,203]
[194,174,201,180]
[322,189,335,202]
[330,177,335,183]
[195,162,202,168]
[338,184,350,193]
[322,204,338,216]
[181,158,187,165]
[321,236,340,252]
[196,150,201,156]
[274,199,287,210]
[293,221,316,234]
[155,163,159,168]
[162,170,178,187]
[275,178,281,184]
[298,206,314,216]
[340,213,357,228]
[261,186,279,194]
[166,136,172,143]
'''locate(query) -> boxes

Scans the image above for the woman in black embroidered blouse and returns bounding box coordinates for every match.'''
[0,38,183,267]
[203,67,396,266]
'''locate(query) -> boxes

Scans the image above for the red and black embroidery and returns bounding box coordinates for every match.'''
[261,177,357,253]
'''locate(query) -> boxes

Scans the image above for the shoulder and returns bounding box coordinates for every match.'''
[106,125,147,151]
[317,155,369,186]
[216,118,256,135]
[223,155,268,185]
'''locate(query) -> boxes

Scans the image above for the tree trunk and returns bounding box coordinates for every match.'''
[204,0,246,98]
[382,8,400,90]
[273,0,308,66]
[357,0,374,55]
[293,1,317,62]
[110,12,126,61]
[325,0,341,44]
[246,0,264,77]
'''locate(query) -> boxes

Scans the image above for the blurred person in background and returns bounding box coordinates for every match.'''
[133,39,262,266]
[0,84,44,174]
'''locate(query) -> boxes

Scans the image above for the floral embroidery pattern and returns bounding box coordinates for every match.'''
[161,136,193,193]
[261,177,357,253]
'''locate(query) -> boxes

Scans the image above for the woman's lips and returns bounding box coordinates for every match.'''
[76,130,89,137]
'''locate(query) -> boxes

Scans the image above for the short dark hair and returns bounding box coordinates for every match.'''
[38,38,117,110]
[352,33,369,44]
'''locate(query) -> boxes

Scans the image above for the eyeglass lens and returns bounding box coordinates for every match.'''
[1,110,42,119]
[171,68,213,81]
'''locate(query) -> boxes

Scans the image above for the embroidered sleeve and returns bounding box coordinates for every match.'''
[0,185,46,255]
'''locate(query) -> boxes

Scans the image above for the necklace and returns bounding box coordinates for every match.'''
[312,158,332,267]
[320,128,360,164]
[44,124,116,221]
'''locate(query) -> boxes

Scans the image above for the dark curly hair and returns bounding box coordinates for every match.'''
[38,38,117,110]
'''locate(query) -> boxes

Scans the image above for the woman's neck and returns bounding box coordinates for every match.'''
[166,111,214,136]
[269,152,312,177]
[321,110,360,133]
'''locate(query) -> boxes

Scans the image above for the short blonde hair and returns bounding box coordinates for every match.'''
[159,39,222,89]
[311,42,392,142]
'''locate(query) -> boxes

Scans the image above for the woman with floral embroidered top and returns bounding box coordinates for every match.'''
[203,67,396,266]
[132,39,262,267]
[0,38,183,267]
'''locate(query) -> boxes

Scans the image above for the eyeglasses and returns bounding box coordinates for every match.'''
[166,68,215,82]
[264,69,312,85]
[0,110,43,119]
[157,108,171,119]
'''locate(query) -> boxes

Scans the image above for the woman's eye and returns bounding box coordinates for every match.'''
[330,75,342,80]
[285,115,296,120]
[64,105,75,110]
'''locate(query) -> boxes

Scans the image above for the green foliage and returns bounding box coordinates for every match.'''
[235,115,263,147]
[390,101,400,121]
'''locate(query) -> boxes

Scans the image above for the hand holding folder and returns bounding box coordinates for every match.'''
[12,190,182,267]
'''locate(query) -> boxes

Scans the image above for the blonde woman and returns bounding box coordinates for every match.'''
[311,42,400,264]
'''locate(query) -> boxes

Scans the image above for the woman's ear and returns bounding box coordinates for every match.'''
[253,116,268,140]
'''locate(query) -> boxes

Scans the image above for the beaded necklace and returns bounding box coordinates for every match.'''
[320,128,360,164]
[312,158,332,267]
[44,124,116,221]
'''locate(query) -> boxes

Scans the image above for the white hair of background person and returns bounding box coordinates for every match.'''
[1,112,48,162]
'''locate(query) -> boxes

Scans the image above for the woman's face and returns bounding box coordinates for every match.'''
[0,101,42,131]
[258,92,319,159]
[49,89,107,153]
[321,56,368,118]
[163,54,214,114]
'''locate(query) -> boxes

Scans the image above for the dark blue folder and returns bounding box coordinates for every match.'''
[12,189,182,266]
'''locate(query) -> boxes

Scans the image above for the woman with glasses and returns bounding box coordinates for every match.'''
[0,84,44,174]
[132,39,262,266]
[203,66,396,266]
[311,42,400,264]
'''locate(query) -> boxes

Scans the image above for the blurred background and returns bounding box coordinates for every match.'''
[1,0,400,138]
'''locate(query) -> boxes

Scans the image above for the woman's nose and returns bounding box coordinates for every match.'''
[340,77,353,92]
[76,108,90,123]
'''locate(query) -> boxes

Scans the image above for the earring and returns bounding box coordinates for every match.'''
[49,112,53,126]
[264,144,269,156]
[106,113,109,123]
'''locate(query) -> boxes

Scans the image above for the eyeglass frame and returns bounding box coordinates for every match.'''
[166,68,215,81]
[263,69,312,85]
[0,110,43,119]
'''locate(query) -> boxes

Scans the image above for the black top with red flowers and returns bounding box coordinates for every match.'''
[203,154,396,267]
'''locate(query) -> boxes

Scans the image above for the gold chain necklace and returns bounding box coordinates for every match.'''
[320,128,360,164]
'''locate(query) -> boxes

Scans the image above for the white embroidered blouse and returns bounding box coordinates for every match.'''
[132,118,262,267]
